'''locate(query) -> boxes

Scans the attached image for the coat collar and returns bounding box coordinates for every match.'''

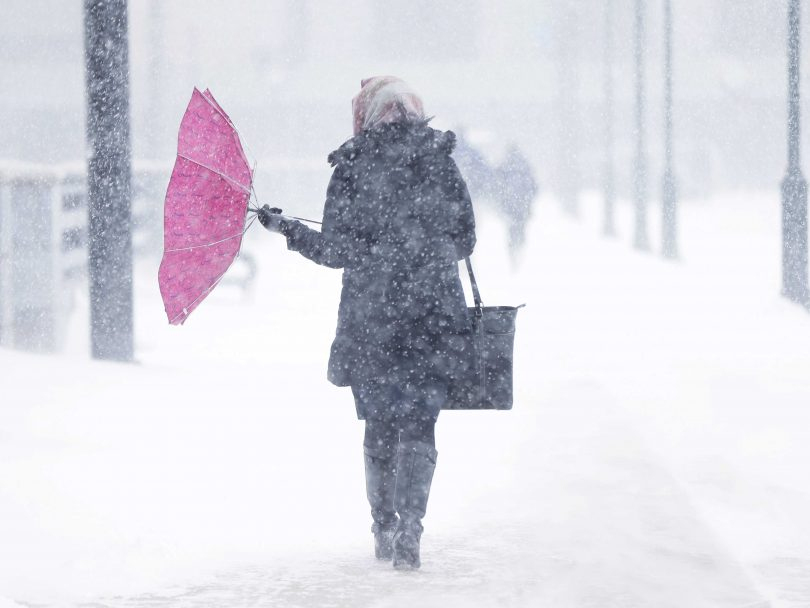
[328,123,457,167]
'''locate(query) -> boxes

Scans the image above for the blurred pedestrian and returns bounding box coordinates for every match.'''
[495,144,538,263]
[453,128,497,201]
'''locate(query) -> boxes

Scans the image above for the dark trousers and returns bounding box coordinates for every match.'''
[364,411,436,459]
[353,381,443,527]
[352,381,443,458]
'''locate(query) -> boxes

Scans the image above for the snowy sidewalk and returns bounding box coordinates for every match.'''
[91,385,766,608]
[2,193,809,607]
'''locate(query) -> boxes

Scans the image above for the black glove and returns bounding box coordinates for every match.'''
[257,205,285,233]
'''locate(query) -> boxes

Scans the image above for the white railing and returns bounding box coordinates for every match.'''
[0,162,88,352]
[0,161,170,352]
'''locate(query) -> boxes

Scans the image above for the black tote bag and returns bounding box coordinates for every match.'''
[441,258,522,410]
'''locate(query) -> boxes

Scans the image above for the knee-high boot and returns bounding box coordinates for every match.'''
[393,441,437,569]
[364,447,398,559]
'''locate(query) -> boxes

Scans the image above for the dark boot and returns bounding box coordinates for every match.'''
[392,441,437,569]
[364,447,398,559]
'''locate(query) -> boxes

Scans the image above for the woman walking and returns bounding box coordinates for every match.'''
[258,76,476,569]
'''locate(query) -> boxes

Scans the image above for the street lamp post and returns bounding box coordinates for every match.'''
[84,0,134,361]
[555,6,580,217]
[603,0,616,236]
[633,0,649,251]
[661,0,678,259]
[146,0,164,159]
[782,0,809,305]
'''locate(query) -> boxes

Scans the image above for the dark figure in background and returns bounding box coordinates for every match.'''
[495,145,538,264]
[258,76,476,569]
[453,133,538,264]
[452,128,497,202]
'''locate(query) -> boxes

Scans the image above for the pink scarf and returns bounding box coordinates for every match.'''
[351,76,425,136]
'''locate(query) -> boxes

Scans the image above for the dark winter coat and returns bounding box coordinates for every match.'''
[282,122,476,401]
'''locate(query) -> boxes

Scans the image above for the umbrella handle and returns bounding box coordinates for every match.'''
[249,204,322,226]
[284,214,322,226]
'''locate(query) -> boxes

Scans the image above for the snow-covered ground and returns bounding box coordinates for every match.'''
[2,190,809,607]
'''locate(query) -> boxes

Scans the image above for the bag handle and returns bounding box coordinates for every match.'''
[464,257,484,313]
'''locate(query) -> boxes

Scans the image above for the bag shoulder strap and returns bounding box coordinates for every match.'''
[464,257,483,310]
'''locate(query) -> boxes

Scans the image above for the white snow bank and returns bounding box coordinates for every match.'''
[1,190,808,607]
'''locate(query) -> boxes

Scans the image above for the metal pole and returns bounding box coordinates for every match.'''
[146,0,163,159]
[84,0,134,361]
[661,0,678,258]
[781,0,809,305]
[633,0,649,251]
[603,0,616,236]
[556,6,579,217]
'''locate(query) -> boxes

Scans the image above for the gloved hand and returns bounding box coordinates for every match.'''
[257,204,285,233]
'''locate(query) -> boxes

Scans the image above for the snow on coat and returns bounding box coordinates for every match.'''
[281,122,476,406]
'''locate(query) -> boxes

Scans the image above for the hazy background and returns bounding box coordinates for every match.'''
[3,3,810,606]
[0,0,795,210]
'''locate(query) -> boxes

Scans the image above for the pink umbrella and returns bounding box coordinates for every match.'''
[158,88,255,325]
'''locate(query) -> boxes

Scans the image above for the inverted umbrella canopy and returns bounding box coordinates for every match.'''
[158,88,254,325]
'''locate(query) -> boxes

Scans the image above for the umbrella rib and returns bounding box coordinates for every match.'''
[169,266,230,324]
[199,89,236,128]
[164,224,251,253]
[169,217,257,324]
[177,153,251,194]
[198,90,255,172]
